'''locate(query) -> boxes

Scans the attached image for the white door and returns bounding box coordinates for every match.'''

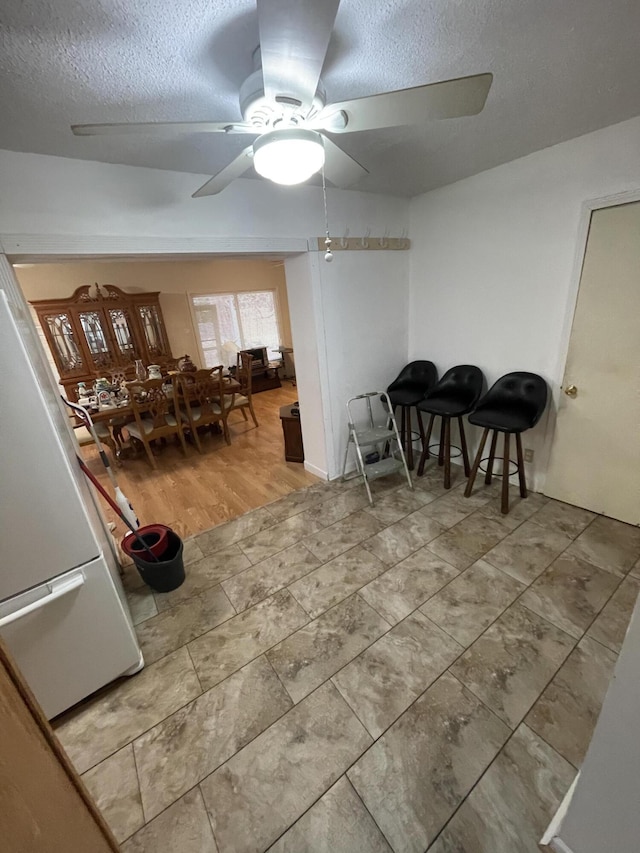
[545,201,640,524]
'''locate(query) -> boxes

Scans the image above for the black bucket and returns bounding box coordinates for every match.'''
[129,529,185,593]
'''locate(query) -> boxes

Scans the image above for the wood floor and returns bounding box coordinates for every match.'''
[80,384,319,540]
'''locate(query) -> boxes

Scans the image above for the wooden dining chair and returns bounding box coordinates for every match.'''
[158,356,180,373]
[71,418,121,466]
[174,367,232,451]
[99,366,136,385]
[229,351,259,427]
[124,377,188,469]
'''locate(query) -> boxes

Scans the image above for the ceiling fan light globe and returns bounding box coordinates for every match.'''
[253,129,324,185]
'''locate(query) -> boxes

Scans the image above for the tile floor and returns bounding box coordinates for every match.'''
[53,467,640,853]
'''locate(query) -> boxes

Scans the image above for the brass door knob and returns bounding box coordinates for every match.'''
[564,384,578,398]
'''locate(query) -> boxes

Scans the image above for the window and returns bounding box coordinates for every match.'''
[191,290,282,368]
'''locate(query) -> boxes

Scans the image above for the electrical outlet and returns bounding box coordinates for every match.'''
[524,448,534,463]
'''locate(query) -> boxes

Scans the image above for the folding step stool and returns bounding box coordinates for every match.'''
[341,391,413,505]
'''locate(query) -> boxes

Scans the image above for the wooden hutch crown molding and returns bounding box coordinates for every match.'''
[31,282,154,306]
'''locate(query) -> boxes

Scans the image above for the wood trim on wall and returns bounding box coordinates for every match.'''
[0,234,310,262]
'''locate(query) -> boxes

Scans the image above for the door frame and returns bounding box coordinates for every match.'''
[539,186,640,493]
[0,233,333,479]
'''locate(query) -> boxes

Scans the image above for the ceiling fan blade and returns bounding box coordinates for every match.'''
[191,147,254,198]
[257,0,340,109]
[317,73,493,134]
[322,137,368,188]
[71,121,257,137]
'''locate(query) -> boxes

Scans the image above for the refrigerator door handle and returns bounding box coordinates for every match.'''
[0,572,85,628]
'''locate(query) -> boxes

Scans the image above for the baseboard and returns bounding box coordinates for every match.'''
[304,461,328,480]
[341,462,358,478]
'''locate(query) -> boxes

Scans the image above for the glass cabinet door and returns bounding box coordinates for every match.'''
[32,286,172,390]
[77,310,114,372]
[138,304,169,358]
[107,307,138,362]
[43,312,84,374]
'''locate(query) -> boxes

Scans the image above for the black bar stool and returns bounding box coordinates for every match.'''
[387,361,438,469]
[464,372,548,513]
[416,365,484,489]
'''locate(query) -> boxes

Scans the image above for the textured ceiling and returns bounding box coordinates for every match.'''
[1,0,640,197]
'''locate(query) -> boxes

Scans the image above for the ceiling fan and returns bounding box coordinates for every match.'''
[71,0,492,198]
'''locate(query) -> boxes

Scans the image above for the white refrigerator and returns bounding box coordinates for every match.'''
[0,282,143,720]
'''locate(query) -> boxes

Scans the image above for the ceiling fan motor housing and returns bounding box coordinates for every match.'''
[239,68,327,130]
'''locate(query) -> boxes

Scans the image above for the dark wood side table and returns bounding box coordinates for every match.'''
[279,404,304,463]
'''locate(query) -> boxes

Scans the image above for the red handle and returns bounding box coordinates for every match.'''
[77,458,121,515]
[77,457,159,562]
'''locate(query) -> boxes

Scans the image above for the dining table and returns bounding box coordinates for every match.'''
[77,375,242,458]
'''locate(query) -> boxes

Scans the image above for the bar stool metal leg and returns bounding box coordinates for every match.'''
[464,427,490,497]
[502,431,510,514]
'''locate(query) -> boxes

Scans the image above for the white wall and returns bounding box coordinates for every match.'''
[0,149,408,240]
[408,115,640,489]
[0,148,411,480]
[285,249,410,480]
[284,253,330,479]
[317,250,410,479]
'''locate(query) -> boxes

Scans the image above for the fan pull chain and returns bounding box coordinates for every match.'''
[322,166,333,263]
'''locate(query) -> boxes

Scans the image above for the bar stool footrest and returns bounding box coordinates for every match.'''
[478,457,519,476]
[427,442,463,460]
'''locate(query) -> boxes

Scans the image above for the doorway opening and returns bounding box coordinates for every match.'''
[11,254,318,539]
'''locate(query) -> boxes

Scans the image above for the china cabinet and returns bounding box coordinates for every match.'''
[30,283,173,397]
